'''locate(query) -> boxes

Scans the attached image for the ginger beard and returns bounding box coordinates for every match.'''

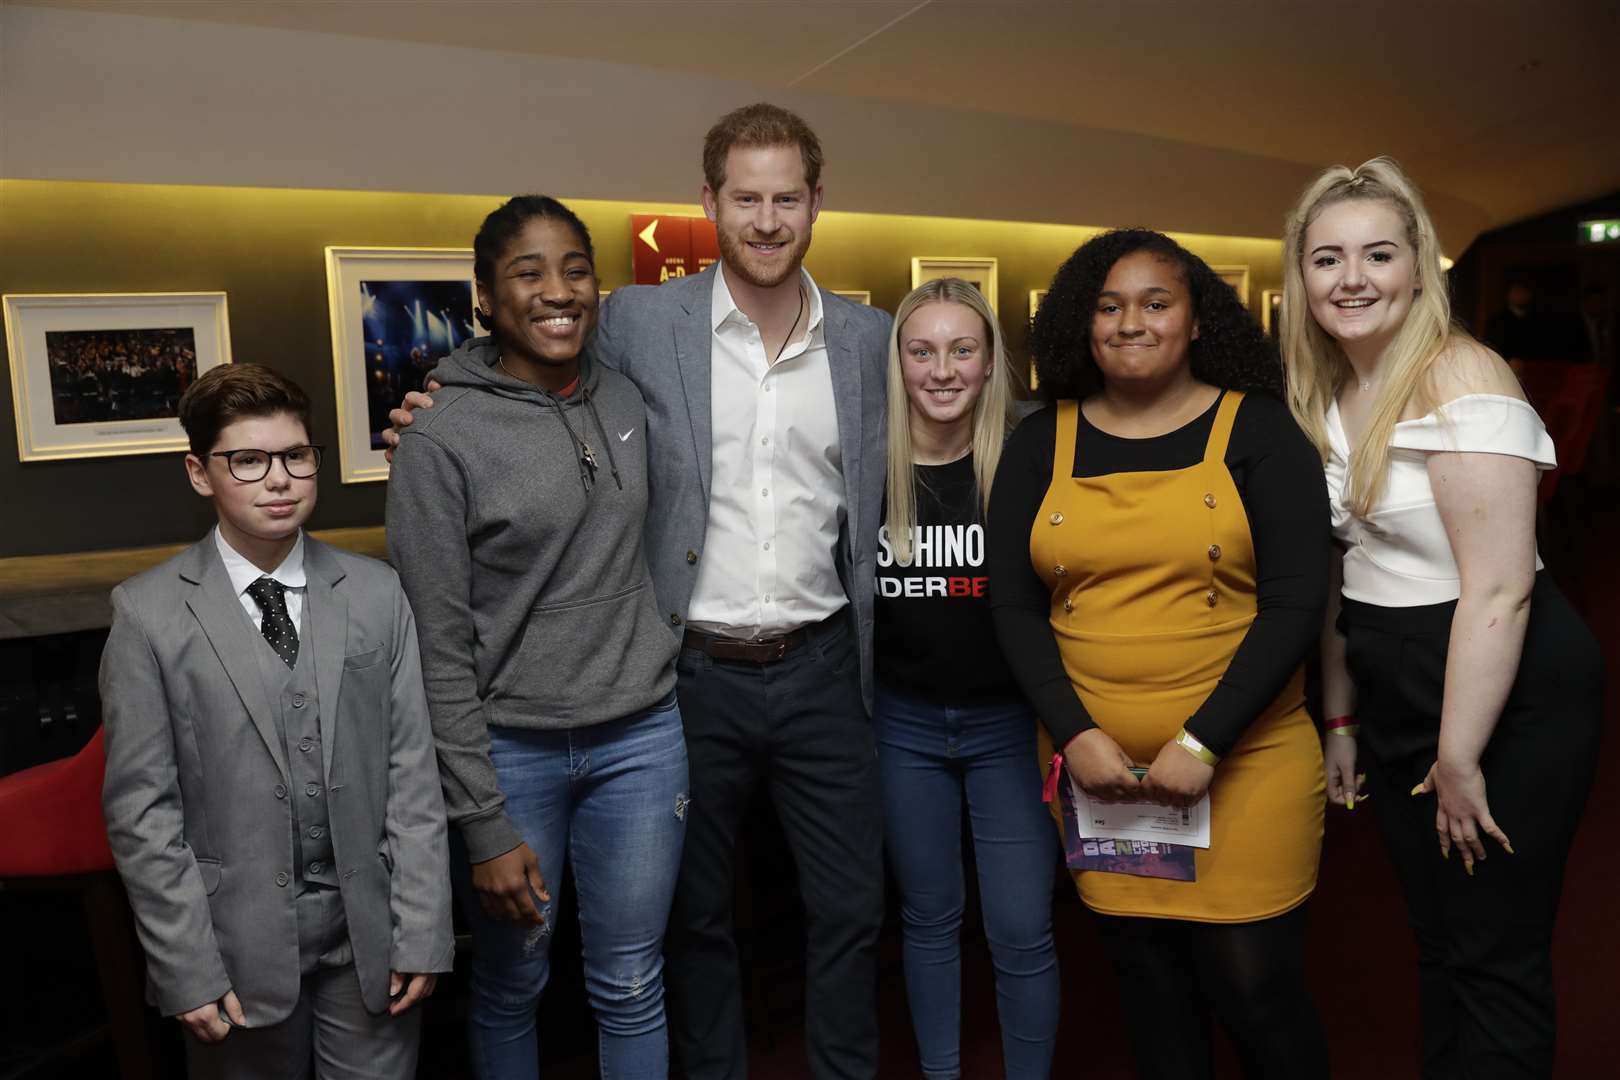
[715,218,812,290]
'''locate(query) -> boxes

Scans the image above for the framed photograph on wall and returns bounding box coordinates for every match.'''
[325,247,477,483]
[1210,265,1252,308]
[1027,289,1048,389]
[1261,289,1284,341]
[911,257,998,314]
[830,290,871,305]
[3,291,232,462]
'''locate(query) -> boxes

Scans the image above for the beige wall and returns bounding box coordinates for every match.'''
[0,4,1492,251]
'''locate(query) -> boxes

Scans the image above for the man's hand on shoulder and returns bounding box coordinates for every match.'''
[380,380,442,462]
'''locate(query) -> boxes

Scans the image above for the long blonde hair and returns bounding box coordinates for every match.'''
[1280,157,1454,516]
[883,279,1019,565]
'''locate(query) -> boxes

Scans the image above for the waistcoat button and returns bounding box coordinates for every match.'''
[274,872,289,887]
[686,550,698,564]
[1049,512,1064,525]
[1206,589,1219,607]
[1062,597,1073,613]
[1053,565,1068,576]
[1203,493,1217,509]
[274,784,287,799]
[1208,544,1222,561]
[670,613,682,626]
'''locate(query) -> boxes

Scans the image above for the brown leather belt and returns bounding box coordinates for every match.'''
[681,626,810,664]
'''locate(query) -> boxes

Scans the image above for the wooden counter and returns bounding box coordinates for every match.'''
[0,527,387,639]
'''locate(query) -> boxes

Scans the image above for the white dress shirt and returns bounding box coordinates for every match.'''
[688,266,847,638]
[1326,394,1554,607]
[216,526,308,629]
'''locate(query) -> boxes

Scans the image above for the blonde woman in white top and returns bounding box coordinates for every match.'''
[1281,157,1602,1079]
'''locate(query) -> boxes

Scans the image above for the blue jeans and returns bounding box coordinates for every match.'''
[453,694,688,1080]
[873,682,1059,1080]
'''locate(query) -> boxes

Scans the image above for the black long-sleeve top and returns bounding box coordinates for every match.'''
[986,392,1329,756]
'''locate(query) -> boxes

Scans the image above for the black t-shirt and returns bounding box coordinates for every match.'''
[874,453,1021,703]
[985,392,1330,755]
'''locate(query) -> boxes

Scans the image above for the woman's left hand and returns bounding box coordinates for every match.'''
[1141,739,1215,808]
[1414,758,1514,873]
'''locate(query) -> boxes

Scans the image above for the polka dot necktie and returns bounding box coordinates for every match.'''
[246,577,299,668]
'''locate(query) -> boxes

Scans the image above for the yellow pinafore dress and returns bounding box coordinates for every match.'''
[1033,393,1323,922]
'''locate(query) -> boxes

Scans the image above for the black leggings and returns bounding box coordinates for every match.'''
[1095,906,1328,1080]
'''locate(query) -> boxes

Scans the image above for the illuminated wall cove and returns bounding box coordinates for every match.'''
[0,179,1284,557]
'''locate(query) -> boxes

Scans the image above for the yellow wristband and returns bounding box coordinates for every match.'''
[1174,728,1220,767]
[1327,724,1360,738]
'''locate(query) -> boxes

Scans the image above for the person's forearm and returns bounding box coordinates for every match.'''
[1321,564,1355,721]
[385,593,455,973]
[1437,584,1532,767]
[385,437,517,862]
[989,603,1098,747]
[100,592,231,1014]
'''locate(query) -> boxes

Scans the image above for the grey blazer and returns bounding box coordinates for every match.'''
[99,535,453,1024]
[593,265,893,710]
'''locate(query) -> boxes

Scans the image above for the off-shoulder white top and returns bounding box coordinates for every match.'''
[1325,393,1556,606]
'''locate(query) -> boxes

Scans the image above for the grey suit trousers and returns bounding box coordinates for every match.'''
[183,965,420,1080]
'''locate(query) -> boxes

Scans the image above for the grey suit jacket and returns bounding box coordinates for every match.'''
[593,265,893,710]
[99,534,453,1024]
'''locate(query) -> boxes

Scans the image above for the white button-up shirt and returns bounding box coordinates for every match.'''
[217,526,307,628]
[688,266,847,638]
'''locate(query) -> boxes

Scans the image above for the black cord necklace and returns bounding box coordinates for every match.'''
[773,284,807,365]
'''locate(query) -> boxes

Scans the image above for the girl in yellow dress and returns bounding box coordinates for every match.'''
[987,229,1330,1078]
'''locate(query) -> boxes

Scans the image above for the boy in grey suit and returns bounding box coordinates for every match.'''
[100,364,453,1079]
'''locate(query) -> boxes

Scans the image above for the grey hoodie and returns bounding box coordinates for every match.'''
[386,337,678,861]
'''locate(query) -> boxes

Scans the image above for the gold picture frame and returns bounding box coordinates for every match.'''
[1210,265,1252,308]
[325,246,476,484]
[3,291,232,462]
[1027,289,1048,389]
[911,257,999,314]
[1261,289,1284,339]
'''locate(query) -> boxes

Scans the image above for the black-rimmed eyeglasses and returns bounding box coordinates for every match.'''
[209,445,325,482]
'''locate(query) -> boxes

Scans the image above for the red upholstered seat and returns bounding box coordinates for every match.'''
[0,726,113,876]
[1518,362,1612,503]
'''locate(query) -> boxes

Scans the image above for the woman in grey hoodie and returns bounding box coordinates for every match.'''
[387,196,684,1079]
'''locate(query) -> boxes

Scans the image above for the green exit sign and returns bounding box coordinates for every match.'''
[1580,220,1620,243]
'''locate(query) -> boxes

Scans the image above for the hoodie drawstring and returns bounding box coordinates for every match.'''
[540,387,598,493]
[580,382,623,491]
[538,379,623,494]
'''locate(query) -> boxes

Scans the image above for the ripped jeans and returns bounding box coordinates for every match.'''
[454,692,688,1079]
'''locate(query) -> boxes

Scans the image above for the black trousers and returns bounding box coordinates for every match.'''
[664,616,884,1080]
[1342,573,1604,1079]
